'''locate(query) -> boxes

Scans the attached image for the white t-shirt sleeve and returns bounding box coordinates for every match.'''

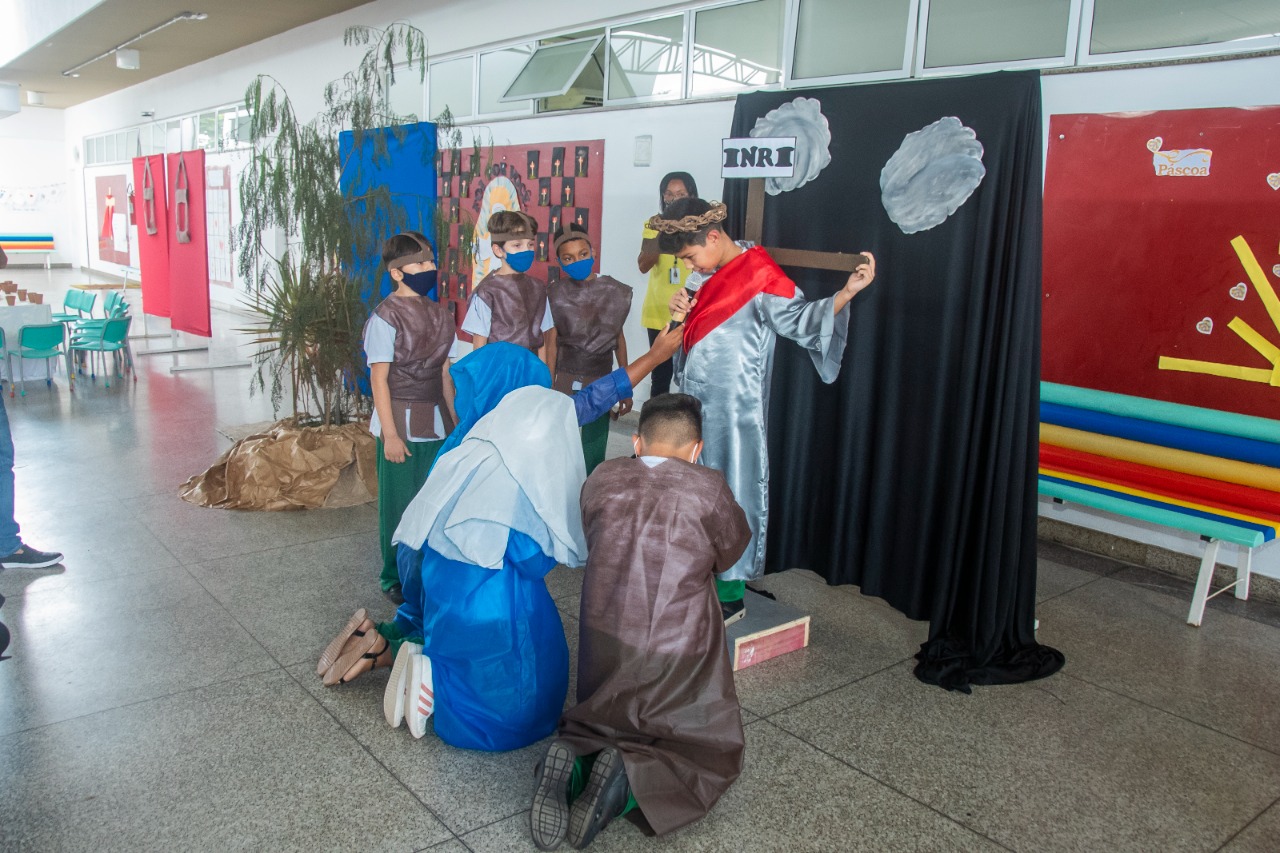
[364,314,396,363]
[540,299,554,332]
[461,294,492,337]
[448,337,461,360]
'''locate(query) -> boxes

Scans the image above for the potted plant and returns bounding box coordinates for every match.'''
[180,23,432,510]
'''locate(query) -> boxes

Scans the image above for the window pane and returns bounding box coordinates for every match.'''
[691,0,784,97]
[429,57,474,119]
[925,0,1071,67]
[794,0,911,78]
[1091,0,1280,54]
[105,134,118,163]
[180,117,196,150]
[608,15,684,101]
[126,129,139,158]
[479,46,532,114]
[198,111,216,149]
[502,36,601,101]
[387,64,425,119]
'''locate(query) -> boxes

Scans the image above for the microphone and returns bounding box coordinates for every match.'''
[667,281,703,331]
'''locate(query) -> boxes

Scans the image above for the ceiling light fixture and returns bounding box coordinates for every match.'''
[60,11,208,78]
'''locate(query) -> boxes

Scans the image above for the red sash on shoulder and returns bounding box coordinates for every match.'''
[683,246,796,351]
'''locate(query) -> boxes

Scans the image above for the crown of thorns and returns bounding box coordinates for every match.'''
[646,201,727,234]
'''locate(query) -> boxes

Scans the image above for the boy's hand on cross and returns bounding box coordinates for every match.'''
[842,252,876,297]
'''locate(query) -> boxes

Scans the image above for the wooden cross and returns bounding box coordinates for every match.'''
[743,178,868,273]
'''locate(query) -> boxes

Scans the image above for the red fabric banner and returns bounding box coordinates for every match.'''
[132,155,171,318]
[683,246,795,351]
[1043,107,1280,420]
[167,149,212,337]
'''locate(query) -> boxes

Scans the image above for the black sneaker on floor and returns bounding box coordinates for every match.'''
[721,598,745,626]
[0,545,63,570]
[382,583,404,605]
[567,747,631,850]
[530,739,575,851]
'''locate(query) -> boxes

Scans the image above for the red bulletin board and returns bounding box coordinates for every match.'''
[132,155,171,318]
[166,149,212,338]
[1043,106,1280,419]
[436,140,605,336]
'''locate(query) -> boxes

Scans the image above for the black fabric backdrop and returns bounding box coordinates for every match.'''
[725,71,1063,692]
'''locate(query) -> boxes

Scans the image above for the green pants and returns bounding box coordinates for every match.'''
[375,619,423,660]
[716,578,745,603]
[571,754,637,816]
[377,436,443,593]
[580,412,610,476]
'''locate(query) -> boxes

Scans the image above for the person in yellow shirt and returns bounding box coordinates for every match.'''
[635,172,698,396]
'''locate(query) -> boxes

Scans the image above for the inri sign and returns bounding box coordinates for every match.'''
[721,137,797,178]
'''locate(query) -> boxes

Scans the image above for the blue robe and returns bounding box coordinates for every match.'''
[390,343,632,751]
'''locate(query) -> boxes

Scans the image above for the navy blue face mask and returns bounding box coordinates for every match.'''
[504,250,536,273]
[560,257,594,281]
[401,268,438,300]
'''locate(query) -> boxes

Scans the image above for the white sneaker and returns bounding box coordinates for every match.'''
[405,653,435,739]
[383,642,422,728]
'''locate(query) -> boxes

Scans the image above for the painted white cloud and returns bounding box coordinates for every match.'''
[749,97,832,195]
[880,117,985,235]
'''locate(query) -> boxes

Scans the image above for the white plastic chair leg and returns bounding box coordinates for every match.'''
[1187,538,1220,627]
[1235,545,1252,601]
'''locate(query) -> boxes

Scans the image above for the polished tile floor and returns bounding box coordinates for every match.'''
[2,268,1279,852]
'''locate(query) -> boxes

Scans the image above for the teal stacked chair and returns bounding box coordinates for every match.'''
[51,289,97,324]
[69,316,134,388]
[6,323,70,397]
[72,291,130,376]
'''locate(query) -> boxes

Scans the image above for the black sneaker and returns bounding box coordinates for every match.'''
[721,598,745,626]
[567,747,630,849]
[530,739,575,851]
[0,545,63,569]
[382,583,405,605]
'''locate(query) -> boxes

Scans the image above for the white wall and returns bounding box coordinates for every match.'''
[52,0,1280,577]
[0,106,74,267]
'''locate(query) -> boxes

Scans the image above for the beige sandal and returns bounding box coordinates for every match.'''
[323,629,389,687]
[316,608,368,676]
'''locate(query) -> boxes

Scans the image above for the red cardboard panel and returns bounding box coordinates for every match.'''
[132,155,171,318]
[167,149,212,337]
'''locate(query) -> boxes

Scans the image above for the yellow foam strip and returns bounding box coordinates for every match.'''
[1231,235,1280,337]
[1040,423,1280,492]
[1227,317,1280,365]
[1158,356,1275,383]
[1040,466,1279,529]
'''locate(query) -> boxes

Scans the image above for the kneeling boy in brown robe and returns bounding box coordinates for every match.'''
[530,393,751,850]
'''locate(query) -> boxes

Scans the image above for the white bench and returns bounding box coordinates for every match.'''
[0,234,56,269]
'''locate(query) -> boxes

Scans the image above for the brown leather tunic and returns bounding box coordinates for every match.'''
[559,457,751,837]
[470,271,547,350]
[371,294,457,440]
[548,274,632,394]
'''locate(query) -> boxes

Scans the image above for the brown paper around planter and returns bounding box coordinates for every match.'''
[179,420,379,511]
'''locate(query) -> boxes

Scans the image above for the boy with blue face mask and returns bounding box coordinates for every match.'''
[462,210,554,361]
[545,223,633,474]
[364,232,461,602]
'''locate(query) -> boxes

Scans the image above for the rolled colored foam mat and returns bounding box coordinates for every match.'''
[1040,401,1280,468]
[1040,424,1280,493]
[1041,382,1280,445]
[1039,466,1279,533]
[1038,478,1265,548]
[1040,444,1280,518]
[1040,474,1274,541]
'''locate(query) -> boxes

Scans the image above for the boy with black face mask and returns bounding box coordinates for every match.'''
[364,232,460,603]
[462,210,554,362]
[545,223,633,474]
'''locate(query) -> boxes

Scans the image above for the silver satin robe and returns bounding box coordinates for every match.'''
[674,260,850,582]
